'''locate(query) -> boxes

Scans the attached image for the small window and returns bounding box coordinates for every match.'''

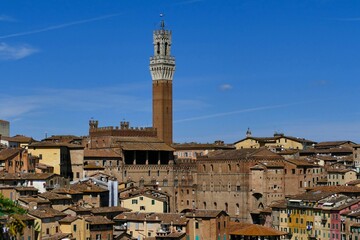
[132,199,138,204]
[73,224,77,232]
[152,200,155,205]
[195,222,199,229]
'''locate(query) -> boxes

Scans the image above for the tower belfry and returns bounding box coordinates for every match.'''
[150,16,175,145]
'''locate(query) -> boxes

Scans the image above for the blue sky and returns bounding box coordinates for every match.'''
[1,0,360,143]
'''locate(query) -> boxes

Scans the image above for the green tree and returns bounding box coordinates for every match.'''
[0,194,27,240]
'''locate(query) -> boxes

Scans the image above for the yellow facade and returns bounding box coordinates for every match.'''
[121,195,166,213]
[235,136,306,150]
[234,138,260,149]
[59,218,90,240]
[28,147,62,175]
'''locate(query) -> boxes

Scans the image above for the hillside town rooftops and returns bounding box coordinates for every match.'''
[85,215,114,225]
[114,212,188,225]
[1,135,36,143]
[38,191,72,200]
[28,207,67,219]
[84,149,122,158]
[227,222,288,237]
[28,141,83,149]
[0,172,57,180]
[200,148,283,161]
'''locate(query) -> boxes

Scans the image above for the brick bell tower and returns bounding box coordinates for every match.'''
[150,18,175,145]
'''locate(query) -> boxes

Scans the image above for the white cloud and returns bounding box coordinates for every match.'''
[0,13,121,40]
[0,84,150,119]
[219,84,233,91]
[0,42,38,60]
[0,15,16,22]
[174,103,301,123]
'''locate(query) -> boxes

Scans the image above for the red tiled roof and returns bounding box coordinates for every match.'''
[227,222,287,236]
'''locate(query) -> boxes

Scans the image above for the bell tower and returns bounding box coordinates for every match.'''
[150,17,175,145]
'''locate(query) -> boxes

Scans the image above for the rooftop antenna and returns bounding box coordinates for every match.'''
[160,13,165,29]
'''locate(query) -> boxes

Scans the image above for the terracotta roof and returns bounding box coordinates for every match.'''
[172,142,235,150]
[43,135,82,143]
[315,141,356,148]
[234,135,315,145]
[0,172,57,180]
[28,207,67,219]
[15,186,39,192]
[12,214,35,221]
[42,233,72,240]
[200,148,283,161]
[70,182,109,193]
[83,164,105,170]
[85,215,114,225]
[38,191,72,200]
[91,206,131,214]
[84,149,122,158]
[155,232,186,239]
[58,216,79,223]
[0,148,21,160]
[269,200,287,209]
[301,147,354,155]
[18,196,51,204]
[347,180,360,186]
[63,205,93,214]
[227,222,287,236]
[117,137,174,151]
[183,209,228,218]
[259,161,285,168]
[35,163,54,170]
[1,135,35,143]
[327,168,356,174]
[114,212,188,225]
[331,198,360,211]
[285,159,317,167]
[29,141,83,149]
[289,191,335,202]
[307,186,360,194]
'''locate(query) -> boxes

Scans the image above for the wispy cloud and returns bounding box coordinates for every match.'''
[0,13,121,40]
[0,15,16,22]
[0,84,149,119]
[332,17,360,21]
[219,84,233,91]
[174,103,302,123]
[175,0,204,5]
[0,42,38,60]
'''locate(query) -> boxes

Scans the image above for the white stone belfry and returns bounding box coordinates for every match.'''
[150,20,176,81]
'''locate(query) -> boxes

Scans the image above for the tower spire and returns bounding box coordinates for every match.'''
[160,13,165,29]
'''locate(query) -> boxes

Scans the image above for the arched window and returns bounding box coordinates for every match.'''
[203,202,207,209]
[148,170,151,176]
[157,170,160,177]
[124,170,127,177]
[203,164,206,172]
[225,202,228,212]
[157,42,160,54]
[228,164,231,172]
[165,42,168,55]
[236,203,240,215]
[236,164,240,172]
[214,202,217,209]
[210,164,214,172]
